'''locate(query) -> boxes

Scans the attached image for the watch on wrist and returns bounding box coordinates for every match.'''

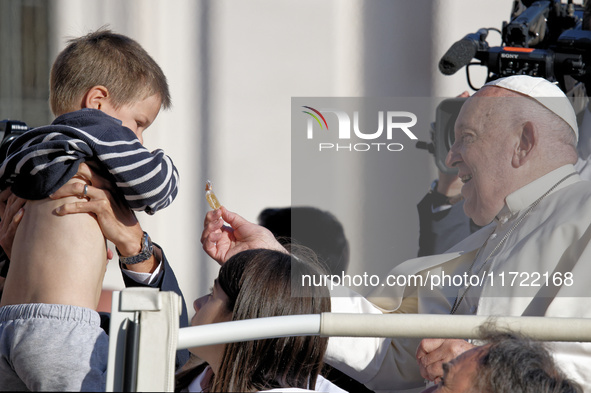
[117,231,153,265]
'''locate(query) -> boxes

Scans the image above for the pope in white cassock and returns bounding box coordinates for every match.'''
[201,75,591,392]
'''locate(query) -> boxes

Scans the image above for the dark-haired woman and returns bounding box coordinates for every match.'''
[175,248,346,392]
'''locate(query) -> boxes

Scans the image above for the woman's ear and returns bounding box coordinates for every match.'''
[82,86,109,110]
[512,121,536,168]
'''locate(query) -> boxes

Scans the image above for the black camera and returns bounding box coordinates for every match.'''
[0,120,30,163]
[419,0,591,174]
[416,98,468,175]
[439,0,591,91]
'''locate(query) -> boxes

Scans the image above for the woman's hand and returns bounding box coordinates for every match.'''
[51,162,145,262]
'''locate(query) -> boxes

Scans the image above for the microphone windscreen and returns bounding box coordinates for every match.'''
[438,39,478,75]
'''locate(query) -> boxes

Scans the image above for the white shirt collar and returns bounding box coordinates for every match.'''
[497,164,579,221]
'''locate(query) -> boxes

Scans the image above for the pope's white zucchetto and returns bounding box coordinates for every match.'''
[484,75,579,142]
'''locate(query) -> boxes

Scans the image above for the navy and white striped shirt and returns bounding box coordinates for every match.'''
[0,109,179,215]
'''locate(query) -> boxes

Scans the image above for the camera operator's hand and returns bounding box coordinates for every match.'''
[0,188,25,259]
[436,170,463,198]
[51,162,158,273]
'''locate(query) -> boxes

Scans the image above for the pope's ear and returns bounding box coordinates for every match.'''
[82,86,109,110]
[512,121,536,168]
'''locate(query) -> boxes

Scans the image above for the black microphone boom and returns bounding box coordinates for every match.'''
[439,28,489,75]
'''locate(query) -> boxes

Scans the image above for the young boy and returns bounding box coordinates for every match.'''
[0,28,178,391]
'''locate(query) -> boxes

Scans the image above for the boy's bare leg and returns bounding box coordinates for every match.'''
[0,177,107,309]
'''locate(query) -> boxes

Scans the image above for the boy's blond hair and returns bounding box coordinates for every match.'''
[50,27,171,116]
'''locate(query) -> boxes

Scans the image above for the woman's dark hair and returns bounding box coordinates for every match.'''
[177,248,330,392]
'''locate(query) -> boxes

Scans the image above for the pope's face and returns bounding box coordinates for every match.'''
[445,88,517,226]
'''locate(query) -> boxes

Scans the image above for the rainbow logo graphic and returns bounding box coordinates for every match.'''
[302,106,329,133]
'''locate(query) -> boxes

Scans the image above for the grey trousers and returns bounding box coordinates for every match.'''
[0,303,108,391]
